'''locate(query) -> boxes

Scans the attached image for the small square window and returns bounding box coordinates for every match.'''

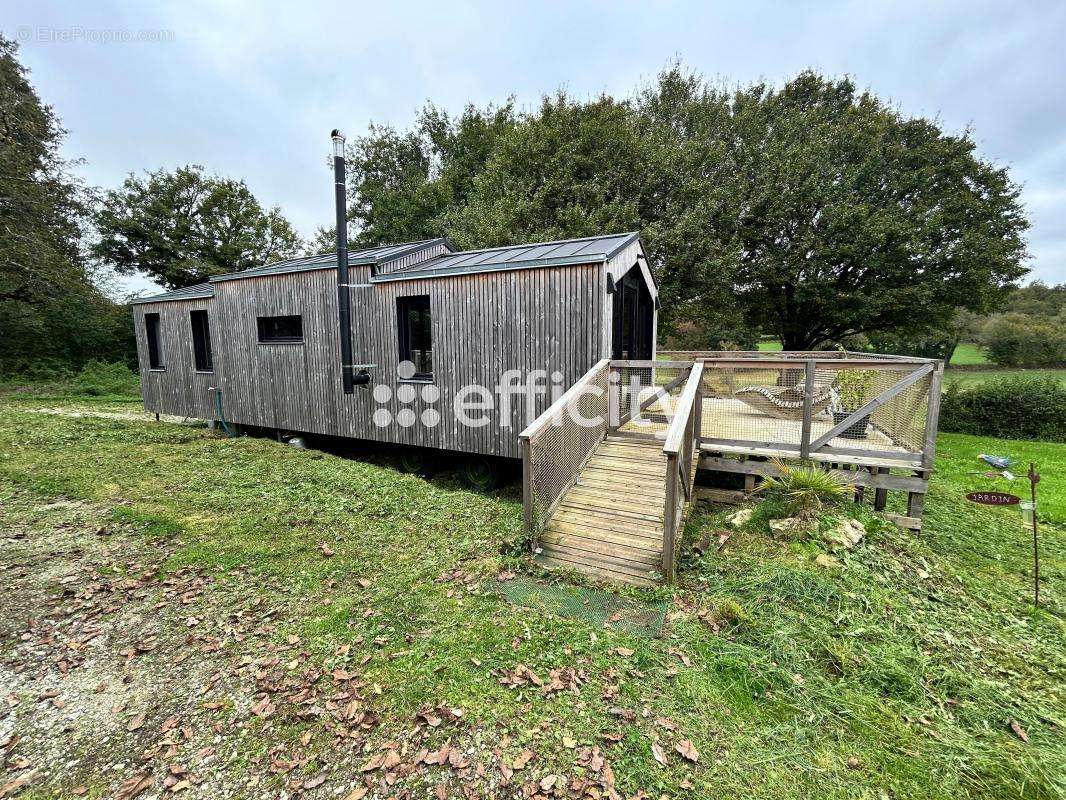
[257,315,303,343]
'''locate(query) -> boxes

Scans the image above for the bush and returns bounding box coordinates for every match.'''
[982,313,1066,367]
[72,360,139,396]
[756,458,853,518]
[939,375,1066,442]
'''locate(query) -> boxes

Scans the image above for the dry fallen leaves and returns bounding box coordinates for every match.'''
[511,749,534,770]
[115,773,153,800]
[1009,720,1030,743]
[651,741,668,767]
[674,740,700,763]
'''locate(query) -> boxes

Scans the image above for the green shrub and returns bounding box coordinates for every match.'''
[72,360,139,396]
[939,375,1066,441]
[756,459,853,518]
[982,312,1066,367]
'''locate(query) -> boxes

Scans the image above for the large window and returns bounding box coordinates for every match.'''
[190,310,213,372]
[257,314,303,343]
[397,295,432,380]
[145,313,164,369]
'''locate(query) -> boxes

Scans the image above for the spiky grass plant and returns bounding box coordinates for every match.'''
[756,458,854,519]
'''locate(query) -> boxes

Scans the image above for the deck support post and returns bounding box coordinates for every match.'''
[874,467,889,511]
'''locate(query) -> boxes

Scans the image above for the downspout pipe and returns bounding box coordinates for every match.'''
[332,129,355,395]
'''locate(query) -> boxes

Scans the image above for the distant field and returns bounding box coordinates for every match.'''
[945,368,1066,388]
[757,340,782,351]
[950,342,989,365]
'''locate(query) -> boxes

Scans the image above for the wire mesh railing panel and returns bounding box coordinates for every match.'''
[614,365,688,437]
[526,362,610,532]
[863,368,931,453]
[699,365,809,447]
[697,362,932,456]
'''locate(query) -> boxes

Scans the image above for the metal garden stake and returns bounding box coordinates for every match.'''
[1027,463,1040,609]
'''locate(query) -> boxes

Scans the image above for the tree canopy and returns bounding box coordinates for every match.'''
[344,68,1030,349]
[93,165,304,289]
[0,35,129,372]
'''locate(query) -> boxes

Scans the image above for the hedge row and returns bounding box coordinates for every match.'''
[939,375,1065,442]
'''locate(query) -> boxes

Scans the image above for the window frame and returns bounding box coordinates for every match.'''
[190,309,214,372]
[396,295,433,381]
[256,314,304,344]
[145,312,164,370]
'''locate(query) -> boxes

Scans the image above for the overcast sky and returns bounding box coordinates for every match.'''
[7,0,1065,296]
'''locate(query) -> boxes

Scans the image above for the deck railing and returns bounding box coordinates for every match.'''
[659,351,944,469]
[659,362,704,583]
[519,359,611,548]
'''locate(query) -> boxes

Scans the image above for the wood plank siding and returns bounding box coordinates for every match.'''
[132,235,653,460]
[134,297,217,420]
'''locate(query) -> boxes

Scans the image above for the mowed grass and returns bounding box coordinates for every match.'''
[945,368,1066,388]
[0,390,1063,799]
[951,343,990,365]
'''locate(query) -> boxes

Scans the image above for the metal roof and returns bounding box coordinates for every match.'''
[209,238,450,282]
[129,233,642,302]
[130,282,214,304]
[372,232,640,282]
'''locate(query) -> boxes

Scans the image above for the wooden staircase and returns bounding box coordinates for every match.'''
[534,435,669,587]
[521,359,704,587]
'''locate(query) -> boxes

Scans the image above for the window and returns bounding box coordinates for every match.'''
[145,313,164,369]
[257,314,303,343]
[397,295,432,379]
[190,310,213,372]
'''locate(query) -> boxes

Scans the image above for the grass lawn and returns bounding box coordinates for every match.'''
[944,368,1066,388]
[950,343,990,366]
[0,388,1062,799]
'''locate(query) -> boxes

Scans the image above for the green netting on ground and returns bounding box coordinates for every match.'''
[496,576,667,638]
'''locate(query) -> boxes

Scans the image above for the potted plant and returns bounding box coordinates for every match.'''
[831,369,875,440]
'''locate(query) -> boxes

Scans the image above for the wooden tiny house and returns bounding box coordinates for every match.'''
[132,233,659,465]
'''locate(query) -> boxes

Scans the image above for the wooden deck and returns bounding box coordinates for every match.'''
[535,435,672,587]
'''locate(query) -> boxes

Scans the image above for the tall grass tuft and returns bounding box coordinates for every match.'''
[756,458,853,519]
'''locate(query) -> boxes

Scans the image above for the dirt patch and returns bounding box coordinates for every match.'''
[23,408,201,425]
[0,488,550,800]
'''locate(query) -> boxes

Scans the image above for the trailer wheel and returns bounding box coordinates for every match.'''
[459,456,501,492]
[398,448,432,476]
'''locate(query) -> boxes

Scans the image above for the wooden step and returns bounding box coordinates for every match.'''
[540,527,661,559]
[535,550,658,587]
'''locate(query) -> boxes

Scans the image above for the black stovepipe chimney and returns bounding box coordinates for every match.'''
[332,129,355,394]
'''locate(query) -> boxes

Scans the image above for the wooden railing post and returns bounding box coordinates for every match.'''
[662,453,678,584]
[520,436,535,551]
[800,359,815,459]
[922,361,945,470]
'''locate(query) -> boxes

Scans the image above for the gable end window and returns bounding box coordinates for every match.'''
[257,314,303,343]
[191,310,213,372]
[145,312,164,369]
[396,295,432,380]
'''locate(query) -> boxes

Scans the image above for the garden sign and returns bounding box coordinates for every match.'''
[965,491,1021,506]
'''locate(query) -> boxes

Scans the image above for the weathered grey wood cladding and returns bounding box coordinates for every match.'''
[133,236,653,460]
[133,297,217,420]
